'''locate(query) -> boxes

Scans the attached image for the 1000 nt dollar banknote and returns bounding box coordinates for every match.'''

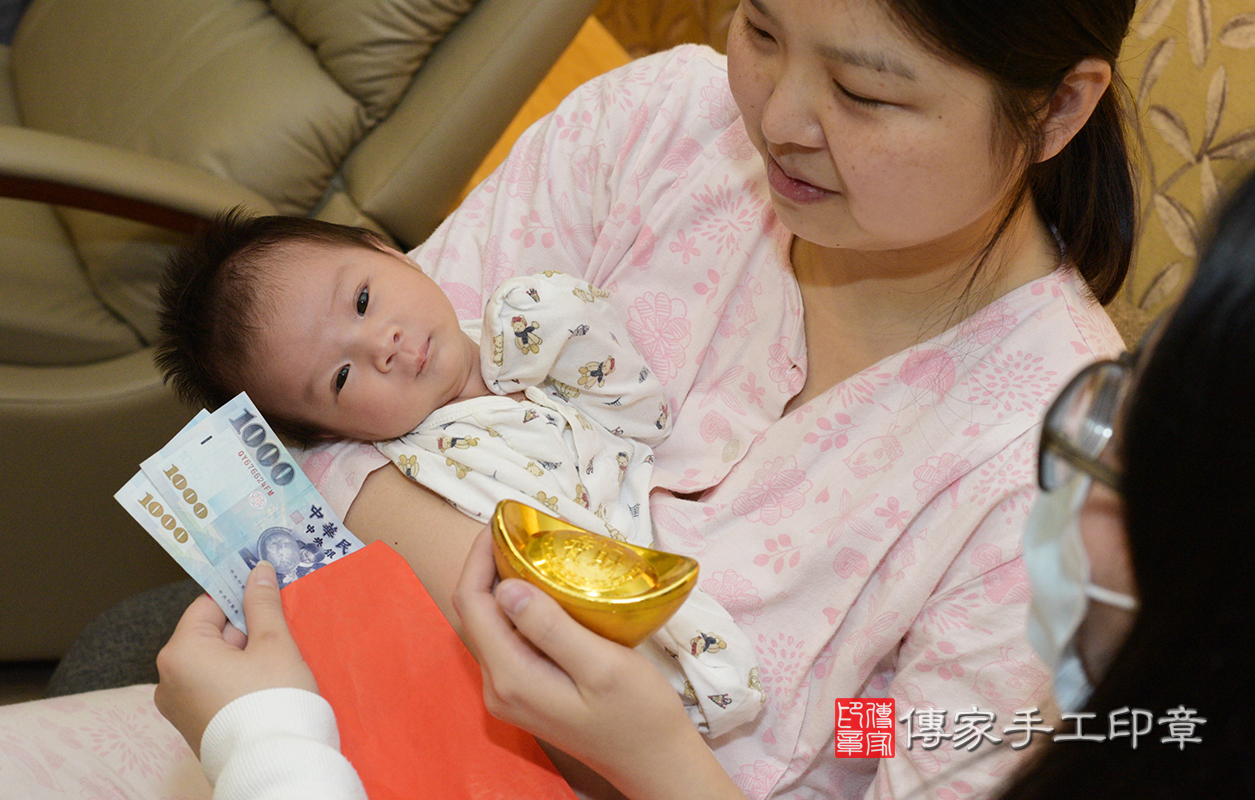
[117,393,364,632]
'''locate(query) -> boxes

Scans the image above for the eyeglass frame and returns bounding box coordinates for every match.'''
[1037,351,1136,495]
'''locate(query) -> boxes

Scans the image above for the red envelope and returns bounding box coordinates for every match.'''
[281,541,577,800]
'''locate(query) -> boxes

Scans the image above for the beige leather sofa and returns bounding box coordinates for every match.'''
[0,0,599,660]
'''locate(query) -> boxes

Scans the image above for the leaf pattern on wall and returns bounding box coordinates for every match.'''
[1203,65,1227,148]
[1136,0,1177,39]
[1153,192,1200,258]
[1200,155,1220,212]
[1150,105,1196,162]
[1209,128,1255,159]
[1137,37,1176,106]
[1140,261,1189,309]
[1122,0,1255,334]
[1218,13,1255,48]
[1187,0,1213,67]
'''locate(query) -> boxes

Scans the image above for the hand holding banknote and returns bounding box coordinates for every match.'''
[155,560,319,758]
[115,393,365,631]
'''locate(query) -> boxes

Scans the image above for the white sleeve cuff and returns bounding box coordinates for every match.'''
[201,688,366,800]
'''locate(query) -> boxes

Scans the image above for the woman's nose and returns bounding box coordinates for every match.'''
[760,68,825,150]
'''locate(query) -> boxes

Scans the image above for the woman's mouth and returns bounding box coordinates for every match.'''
[767,156,834,204]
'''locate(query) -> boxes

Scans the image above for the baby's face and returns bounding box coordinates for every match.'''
[245,243,485,440]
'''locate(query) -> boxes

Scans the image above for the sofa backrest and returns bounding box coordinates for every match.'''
[11,0,476,215]
[8,0,476,344]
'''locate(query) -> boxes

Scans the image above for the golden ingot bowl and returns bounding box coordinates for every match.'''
[490,499,698,647]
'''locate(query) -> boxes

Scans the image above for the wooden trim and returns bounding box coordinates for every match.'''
[0,175,208,234]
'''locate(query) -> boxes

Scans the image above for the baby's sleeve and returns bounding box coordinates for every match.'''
[481,272,672,447]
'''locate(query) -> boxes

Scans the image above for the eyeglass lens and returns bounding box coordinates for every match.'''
[1041,362,1128,491]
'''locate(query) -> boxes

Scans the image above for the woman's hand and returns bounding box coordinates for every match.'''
[453,529,745,800]
[154,561,318,758]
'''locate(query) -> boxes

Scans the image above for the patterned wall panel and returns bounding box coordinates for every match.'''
[1118,0,1255,339]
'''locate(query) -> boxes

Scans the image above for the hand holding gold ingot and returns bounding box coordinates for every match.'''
[490,500,698,647]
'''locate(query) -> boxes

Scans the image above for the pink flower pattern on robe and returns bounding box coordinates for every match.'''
[626,292,692,383]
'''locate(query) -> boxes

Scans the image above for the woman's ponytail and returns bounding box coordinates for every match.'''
[1029,85,1136,305]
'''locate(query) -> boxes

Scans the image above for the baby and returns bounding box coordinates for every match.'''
[155,211,763,736]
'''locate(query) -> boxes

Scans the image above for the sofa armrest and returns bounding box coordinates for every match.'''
[0,349,196,660]
[0,125,276,232]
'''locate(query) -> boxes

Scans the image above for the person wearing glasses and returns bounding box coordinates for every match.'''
[999,169,1255,798]
[1022,349,1139,716]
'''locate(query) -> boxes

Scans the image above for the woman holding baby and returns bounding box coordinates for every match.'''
[153,0,1139,797]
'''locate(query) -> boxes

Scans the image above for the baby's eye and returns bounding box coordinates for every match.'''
[355,287,369,316]
[335,365,350,394]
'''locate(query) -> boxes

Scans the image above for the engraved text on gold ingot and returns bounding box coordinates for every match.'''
[525,530,659,597]
[490,499,699,646]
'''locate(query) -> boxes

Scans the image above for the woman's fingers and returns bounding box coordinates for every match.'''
[239,561,320,694]
[155,592,234,757]
[155,561,319,757]
[453,526,499,609]
[454,526,643,726]
[453,529,551,668]
[168,592,230,642]
[492,578,619,691]
[453,523,730,800]
[455,526,619,674]
[240,561,286,647]
[222,623,247,650]
[454,530,581,715]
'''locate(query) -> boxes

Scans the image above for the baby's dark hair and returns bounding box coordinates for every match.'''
[155,209,387,444]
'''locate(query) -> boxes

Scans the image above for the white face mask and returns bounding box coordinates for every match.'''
[1022,473,1138,712]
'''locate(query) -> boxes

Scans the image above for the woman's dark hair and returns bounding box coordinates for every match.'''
[879,0,1137,305]
[996,169,1255,798]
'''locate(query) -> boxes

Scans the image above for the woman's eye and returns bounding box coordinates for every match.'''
[335,365,350,394]
[837,83,884,107]
[741,16,773,42]
[355,287,369,316]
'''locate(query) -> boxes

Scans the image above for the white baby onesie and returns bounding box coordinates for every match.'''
[375,271,764,735]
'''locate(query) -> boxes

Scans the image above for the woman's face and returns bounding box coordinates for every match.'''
[727,0,1018,255]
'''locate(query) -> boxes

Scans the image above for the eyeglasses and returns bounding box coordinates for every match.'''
[1038,352,1135,494]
